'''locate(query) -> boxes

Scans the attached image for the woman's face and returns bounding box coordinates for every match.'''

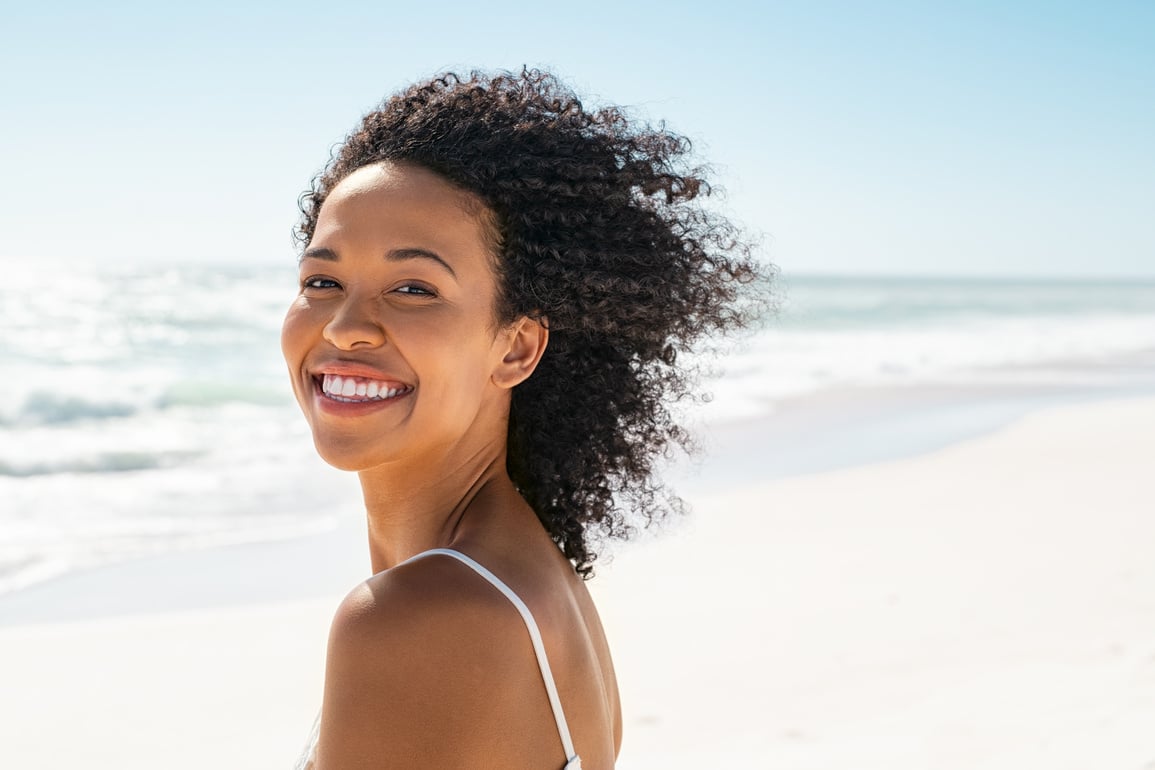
[281,162,524,472]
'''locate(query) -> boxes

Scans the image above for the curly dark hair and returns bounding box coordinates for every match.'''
[297,69,769,577]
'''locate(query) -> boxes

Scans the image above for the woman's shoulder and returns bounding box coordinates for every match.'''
[330,549,535,653]
[315,550,575,767]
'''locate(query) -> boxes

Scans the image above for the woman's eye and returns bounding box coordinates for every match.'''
[394,284,436,297]
[302,276,340,290]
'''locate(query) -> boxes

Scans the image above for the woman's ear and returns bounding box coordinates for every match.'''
[492,316,549,389]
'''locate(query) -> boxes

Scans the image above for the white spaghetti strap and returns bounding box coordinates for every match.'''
[400,547,582,769]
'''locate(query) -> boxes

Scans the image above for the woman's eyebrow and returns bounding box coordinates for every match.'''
[300,246,338,264]
[300,246,456,279]
[386,247,457,279]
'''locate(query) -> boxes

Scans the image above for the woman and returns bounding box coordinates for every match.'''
[283,69,763,769]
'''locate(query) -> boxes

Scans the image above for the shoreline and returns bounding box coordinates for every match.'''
[676,360,1155,491]
[3,369,1154,627]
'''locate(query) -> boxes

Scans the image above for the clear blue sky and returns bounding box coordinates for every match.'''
[2,0,1152,277]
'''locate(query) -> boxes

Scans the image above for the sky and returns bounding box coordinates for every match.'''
[1,0,1152,278]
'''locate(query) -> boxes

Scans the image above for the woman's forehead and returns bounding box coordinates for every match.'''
[313,163,499,275]
[327,162,469,208]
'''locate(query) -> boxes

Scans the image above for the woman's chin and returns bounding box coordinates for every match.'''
[310,438,389,473]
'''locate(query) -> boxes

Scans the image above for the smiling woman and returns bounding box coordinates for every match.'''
[282,69,766,769]
[283,163,529,474]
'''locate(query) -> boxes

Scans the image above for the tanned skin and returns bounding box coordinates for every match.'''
[282,162,622,769]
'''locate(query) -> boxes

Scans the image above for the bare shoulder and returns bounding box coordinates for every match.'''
[314,554,568,769]
[326,554,516,656]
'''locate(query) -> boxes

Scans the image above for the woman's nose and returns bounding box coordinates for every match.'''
[322,296,387,350]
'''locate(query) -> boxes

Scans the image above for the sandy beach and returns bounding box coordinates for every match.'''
[2,391,1154,769]
[5,1,1154,765]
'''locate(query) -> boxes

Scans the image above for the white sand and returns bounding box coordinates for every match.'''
[596,395,1155,769]
[2,395,1154,769]
[0,599,332,768]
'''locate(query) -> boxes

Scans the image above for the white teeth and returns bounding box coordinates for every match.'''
[319,374,407,401]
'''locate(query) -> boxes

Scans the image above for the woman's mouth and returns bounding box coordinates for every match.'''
[316,373,414,403]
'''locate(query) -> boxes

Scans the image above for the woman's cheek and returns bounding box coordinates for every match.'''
[281,305,302,364]
[281,302,317,403]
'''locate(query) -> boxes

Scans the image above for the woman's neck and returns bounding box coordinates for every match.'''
[356,437,515,574]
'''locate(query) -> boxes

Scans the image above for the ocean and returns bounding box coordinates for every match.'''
[2,261,1154,598]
